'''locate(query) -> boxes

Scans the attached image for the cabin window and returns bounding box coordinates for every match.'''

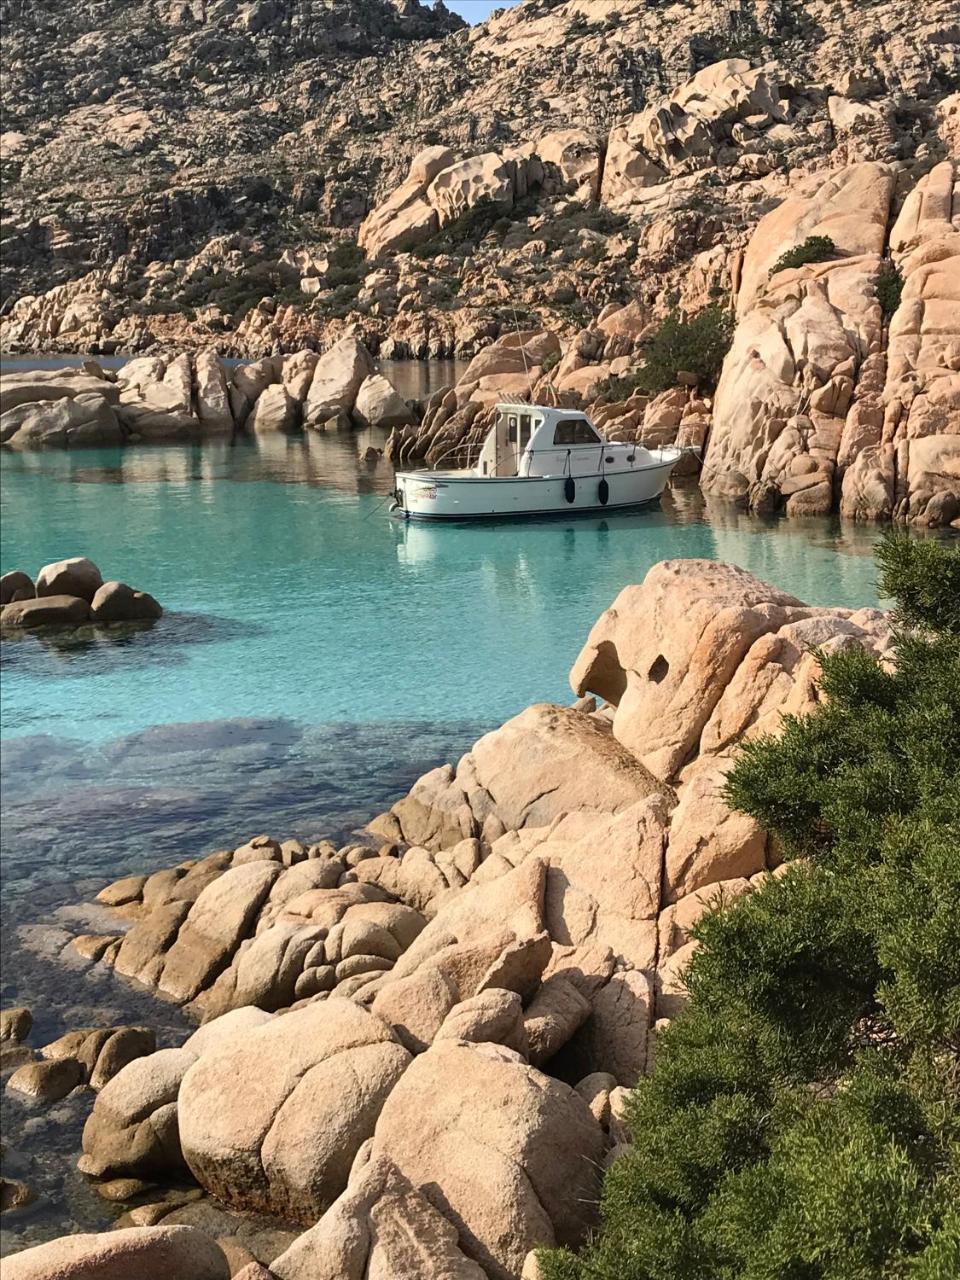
[507,415,519,444]
[554,419,600,446]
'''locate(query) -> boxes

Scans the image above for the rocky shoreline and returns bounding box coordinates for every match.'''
[3,149,958,525]
[2,558,900,1278]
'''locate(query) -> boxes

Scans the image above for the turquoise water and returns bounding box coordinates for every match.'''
[1,439,889,743]
[1,430,896,902]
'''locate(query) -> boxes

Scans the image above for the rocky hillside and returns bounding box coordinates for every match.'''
[1,0,957,355]
[0,0,464,302]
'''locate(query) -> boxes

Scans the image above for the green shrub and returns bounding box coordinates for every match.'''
[541,349,561,374]
[769,234,837,276]
[540,533,960,1280]
[626,305,734,394]
[597,370,648,403]
[875,261,904,319]
[328,241,364,270]
[410,197,512,259]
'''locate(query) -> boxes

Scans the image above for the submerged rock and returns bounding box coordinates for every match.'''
[1,1176,36,1214]
[0,1007,32,1043]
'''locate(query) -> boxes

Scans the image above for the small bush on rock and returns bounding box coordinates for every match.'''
[769,234,837,276]
[540,533,960,1280]
[875,261,905,319]
[629,305,733,394]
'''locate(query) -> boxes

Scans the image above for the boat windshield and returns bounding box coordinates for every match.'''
[553,419,600,445]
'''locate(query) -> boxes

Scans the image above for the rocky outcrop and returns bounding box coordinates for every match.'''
[4,0,955,362]
[0,342,412,445]
[0,558,162,630]
[843,160,960,524]
[701,163,895,515]
[702,158,959,523]
[358,133,604,260]
[601,59,786,207]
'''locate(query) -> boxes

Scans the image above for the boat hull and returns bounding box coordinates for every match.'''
[393,460,680,522]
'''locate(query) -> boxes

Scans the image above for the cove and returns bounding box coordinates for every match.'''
[1,431,889,907]
[0,432,896,1251]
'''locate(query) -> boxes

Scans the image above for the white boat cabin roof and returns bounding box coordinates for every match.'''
[495,402,592,423]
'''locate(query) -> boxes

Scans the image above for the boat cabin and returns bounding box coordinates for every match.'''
[476,403,619,478]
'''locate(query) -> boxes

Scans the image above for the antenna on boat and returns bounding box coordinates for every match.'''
[510,302,532,405]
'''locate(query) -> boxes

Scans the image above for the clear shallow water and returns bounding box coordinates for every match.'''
[0,430,911,1250]
[2,440,890,743]
[1,437,893,879]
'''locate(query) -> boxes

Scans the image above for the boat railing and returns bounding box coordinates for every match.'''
[429,439,484,471]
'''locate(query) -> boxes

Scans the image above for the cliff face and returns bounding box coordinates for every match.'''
[2,0,956,323]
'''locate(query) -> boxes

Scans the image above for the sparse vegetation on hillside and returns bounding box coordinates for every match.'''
[769,234,837,276]
[876,261,905,319]
[540,533,960,1280]
[622,304,734,395]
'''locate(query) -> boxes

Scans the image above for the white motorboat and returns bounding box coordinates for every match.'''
[391,402,684,522]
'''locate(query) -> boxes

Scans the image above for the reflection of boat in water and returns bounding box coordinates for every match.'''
[391,403,685,522]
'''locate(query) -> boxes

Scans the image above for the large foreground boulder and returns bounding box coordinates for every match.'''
[177,999,411,1222]
[570,559,895,783]
[80,1009,272,1182]
[369,702,668,849]
[369,1039,605,1280]
[570,560,805,779]
[3,1225,230,1280]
